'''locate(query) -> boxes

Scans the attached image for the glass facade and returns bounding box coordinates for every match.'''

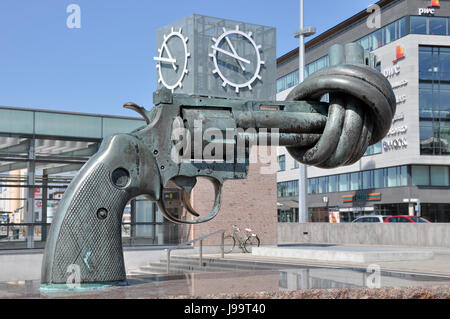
[0,108,189,250]
[308,203,450,223]
[411,16,450,36]
[419,46,450,155]
[278,208,299,223]
[277,180,299,198]
[308,165,408,195]
[364,142,382,156]
[277,69,300,94]
[357,17,407,51]
[412,165,450,186]
[305,164,450,196]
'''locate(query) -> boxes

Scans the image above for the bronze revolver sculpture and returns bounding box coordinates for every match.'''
[41,43,396,287]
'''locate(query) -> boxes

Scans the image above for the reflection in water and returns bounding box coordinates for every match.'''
[279,268,450,291]
[1,268,450,298]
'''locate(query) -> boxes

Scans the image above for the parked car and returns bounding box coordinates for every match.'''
[352,215,388,223]
[384,215,431,223]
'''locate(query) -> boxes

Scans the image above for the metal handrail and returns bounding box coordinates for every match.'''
[165,229,225,274]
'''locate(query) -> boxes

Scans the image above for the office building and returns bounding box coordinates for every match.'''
[277,0,450,223]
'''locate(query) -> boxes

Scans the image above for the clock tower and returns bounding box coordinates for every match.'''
[155,14,276,100]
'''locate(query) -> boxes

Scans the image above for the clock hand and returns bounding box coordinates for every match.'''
[212,46,251,65]
[223,34,246,71]
[153,57,177,64]
[162,42,177,71]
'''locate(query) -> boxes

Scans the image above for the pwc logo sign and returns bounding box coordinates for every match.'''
[383,46,404,78]
[419,0,440,15]
[393,45,405,63]
[428,0,440,8]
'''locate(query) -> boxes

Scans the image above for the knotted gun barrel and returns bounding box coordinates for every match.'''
[286,43,396,168]
[41,42,395,287]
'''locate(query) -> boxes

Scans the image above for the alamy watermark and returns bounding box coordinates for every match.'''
[366,264,381,288]
[170,119,279,174]
[66,4,81,29]
[66,264,81,288]
[366,4,381,29]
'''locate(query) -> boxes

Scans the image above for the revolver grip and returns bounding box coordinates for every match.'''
[41,134,160,286]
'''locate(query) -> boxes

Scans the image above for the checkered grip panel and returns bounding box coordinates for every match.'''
[51,163,129,283]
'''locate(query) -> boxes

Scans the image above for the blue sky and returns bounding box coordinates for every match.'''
[0,0,376,117]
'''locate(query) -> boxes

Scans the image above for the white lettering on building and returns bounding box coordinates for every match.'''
[419,8,436,15]
[383,138,408,151]
[383,65,400,78]
[392,112,405,124]
[387,125,408,137]
[391,79,408,90]
[396,94,407,104]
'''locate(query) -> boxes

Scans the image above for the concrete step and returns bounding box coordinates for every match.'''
[252,246,435,264]
[149,257,279,270]
[162,255,315,269]
[133,254,310,275]
[134,264,239,275]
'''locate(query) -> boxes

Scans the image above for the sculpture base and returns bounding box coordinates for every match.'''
[39,281,128,291]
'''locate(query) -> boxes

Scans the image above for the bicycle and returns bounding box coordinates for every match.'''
[223,225,260,254]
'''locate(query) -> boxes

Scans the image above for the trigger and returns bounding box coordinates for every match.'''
[182,188,200,217]
[171,176,200,217]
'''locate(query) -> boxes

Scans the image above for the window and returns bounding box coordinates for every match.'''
[419,83,433,118]
[430,166,450,186]
[419,47,434,81]
[440,48,450,81]
[384,22,396,45]
[419,46,450,155]
[328,175,338,193]
[439,84,450,119]
[374,169,384,188]
[411,16,427,34]
[278,180,299,198]
[350,172,359,191]
[318,177,327,194]
[440,122,450,154]
[430,17,447,35]
[420,121,434,154]
[400,166,408,186]
[293,160,299,169]
[370,29,383,50]
[387,167,398,187]
[338,174,349,192]
[364,142,382,156]
[412,166,430,186]
[362,170,373,189]
[276,70,299,93]
[359,35,370,51]
[278,155,285,171]
[399,17,406,38]
[413,165,450,186]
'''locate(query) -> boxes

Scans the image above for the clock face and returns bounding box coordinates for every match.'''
[210,25,265,93]
[154,27,190,92]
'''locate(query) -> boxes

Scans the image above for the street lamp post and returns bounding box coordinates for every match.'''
[295,0,316,223]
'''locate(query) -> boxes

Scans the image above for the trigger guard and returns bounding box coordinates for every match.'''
[157,179,223,224]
